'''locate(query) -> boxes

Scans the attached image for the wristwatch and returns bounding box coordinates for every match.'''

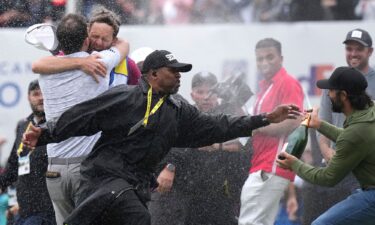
[166,163,176,172]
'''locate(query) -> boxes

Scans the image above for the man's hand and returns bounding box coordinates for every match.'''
[276,151,298,170]
[307,107,321,129]
[266,104,302,123]
[156,167,175,194]
[79,54,107,82]
[22,125,42,150]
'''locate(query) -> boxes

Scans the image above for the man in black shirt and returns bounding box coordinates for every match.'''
[0,80,55,225]
[23,50,301,225]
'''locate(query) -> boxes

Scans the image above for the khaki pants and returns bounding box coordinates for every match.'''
[46,160,83,225]
[239,171,289,225]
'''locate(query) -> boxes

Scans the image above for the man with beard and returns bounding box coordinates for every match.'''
[278,66,375,225]
[0,80,55,224]
[32,6,141,86]
[31,14,129,225]
[302,28,375,225]
[22,50,301,225]
[239,38,304,225]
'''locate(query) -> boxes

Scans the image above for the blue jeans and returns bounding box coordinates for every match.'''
[15,212,56,225]
[312,189,375,225]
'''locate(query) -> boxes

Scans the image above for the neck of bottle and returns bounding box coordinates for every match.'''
[300,114,311,127]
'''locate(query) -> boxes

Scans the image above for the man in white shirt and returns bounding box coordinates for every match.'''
[32,13,129,225]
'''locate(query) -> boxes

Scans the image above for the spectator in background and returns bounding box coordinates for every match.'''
[87,0,149,24]
[239,38,304,225]
[0,0,52,27]
[149,0,194,24]
[331,0,360,20]
[252,0,289,22]
[0,80,55,225]
[50,0,66,22]
[192,0,248,23]
[289,0,325,21]
[355,0,375,20]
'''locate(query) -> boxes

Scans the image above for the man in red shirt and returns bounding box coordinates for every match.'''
[239,38,304,225]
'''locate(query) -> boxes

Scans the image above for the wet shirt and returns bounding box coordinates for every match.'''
[39,48,121,158]
[40,78,270,188]
[251,67,304,181]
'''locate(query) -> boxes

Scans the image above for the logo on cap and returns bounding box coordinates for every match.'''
[165,54,175,61]
[351,30,363,39]
[343,28,372,47]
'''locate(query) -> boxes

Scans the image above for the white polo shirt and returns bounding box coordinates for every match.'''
[39,47,121,158]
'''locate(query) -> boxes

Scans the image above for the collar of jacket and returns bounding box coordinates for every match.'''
[139,77,182,108]
[26,113,46,126]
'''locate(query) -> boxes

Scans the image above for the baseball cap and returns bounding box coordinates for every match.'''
[343,28,372,47]
[316,66,367,95]
[141,50,192,74]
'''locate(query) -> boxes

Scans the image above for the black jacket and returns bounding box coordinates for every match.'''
[0,114,54,218]
[40,79,268,210]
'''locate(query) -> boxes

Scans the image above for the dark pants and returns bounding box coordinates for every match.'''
[15,212,56,225]
[64,178,151,225]
[100,190,150,225]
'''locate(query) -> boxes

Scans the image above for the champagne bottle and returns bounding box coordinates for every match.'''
[279,114,311,160]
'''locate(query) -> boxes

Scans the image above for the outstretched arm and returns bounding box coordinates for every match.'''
[176,103,301,148]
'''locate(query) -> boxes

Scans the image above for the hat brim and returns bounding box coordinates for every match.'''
[343,38,370,47]
[167,63,192,72]
[316,79,332,90]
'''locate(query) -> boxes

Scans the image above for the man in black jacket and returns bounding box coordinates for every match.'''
[0,80,55,225]
[23,50,301,225]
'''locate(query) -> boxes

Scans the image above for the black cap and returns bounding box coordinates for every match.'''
[141,50,192,74]
[316,66,367,95]
[343,28,372,47]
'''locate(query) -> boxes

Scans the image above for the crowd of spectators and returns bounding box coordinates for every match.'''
[0,0,373,27]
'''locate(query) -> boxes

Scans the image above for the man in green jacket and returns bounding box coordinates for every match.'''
[278,66,375,225]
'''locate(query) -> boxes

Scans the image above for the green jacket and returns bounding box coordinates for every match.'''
[291,105,375,188]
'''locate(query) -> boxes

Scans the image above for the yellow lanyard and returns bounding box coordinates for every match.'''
[17,122,33,157]
[143,86,166,127]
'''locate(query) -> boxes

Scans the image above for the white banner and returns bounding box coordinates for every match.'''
[1,21,374,164]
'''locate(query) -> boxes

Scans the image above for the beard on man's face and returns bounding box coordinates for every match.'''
[30,104,45,118]
[330,94,344,113]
